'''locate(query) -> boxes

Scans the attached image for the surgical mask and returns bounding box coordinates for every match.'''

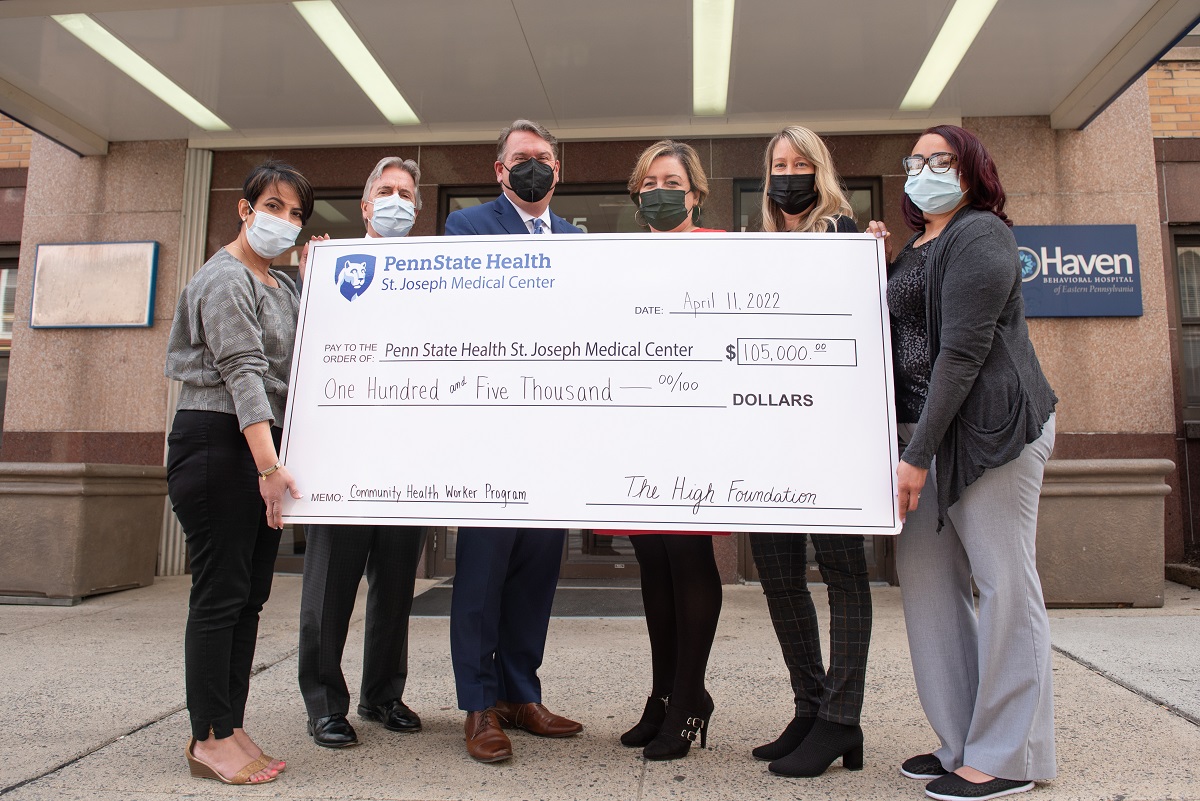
[370,194,416,237]
[504,158,556,203]
[904,167,965,215]
[244,207,302,259]
[637,188,691,231]
[767,174,819,215]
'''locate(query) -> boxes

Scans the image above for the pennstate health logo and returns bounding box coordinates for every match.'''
[1018,247,1039,283]
[335,254,375,301]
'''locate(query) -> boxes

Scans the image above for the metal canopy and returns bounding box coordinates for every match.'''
[0,0,1197,156]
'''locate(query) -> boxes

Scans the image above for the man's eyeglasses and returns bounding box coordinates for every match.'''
[902,152,957,176]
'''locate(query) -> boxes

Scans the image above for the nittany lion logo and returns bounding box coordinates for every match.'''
[335,254,375,301]
[1018,247,1039,283]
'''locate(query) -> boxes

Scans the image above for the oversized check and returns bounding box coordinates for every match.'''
[280,233,900,535]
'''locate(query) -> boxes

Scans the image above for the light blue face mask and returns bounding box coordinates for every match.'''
[904,166,965,215]
[370,194,416,237]
[244,206,302,259]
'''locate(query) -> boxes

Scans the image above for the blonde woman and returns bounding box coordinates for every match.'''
[749,127,873,778]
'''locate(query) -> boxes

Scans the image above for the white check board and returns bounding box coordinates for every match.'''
[280,232,900,535]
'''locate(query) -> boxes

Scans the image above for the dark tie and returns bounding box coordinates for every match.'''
[531,218,545,234]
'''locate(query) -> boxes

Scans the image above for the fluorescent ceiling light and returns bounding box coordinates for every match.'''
[293,0,419,126]
[900,0,998,111]
[52,14,229,131]
[693,0,735,116]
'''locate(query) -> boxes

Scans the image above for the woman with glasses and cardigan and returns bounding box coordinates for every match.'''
[868,125,1057,801]
[747,126,874,780]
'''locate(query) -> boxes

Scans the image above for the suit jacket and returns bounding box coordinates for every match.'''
[444,193,582,235]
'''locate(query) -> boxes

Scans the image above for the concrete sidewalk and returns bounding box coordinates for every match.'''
[2,577,1198,801]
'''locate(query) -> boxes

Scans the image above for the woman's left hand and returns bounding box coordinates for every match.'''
[897,459,928,523]
[259,465,301,529]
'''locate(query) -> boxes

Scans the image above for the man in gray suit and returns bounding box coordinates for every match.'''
[298,157,427,748]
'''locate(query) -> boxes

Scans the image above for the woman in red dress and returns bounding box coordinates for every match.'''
[603,140,724,761]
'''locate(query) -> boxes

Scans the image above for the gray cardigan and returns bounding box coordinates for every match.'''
[165,248,300,430]
[899,207,1057,525]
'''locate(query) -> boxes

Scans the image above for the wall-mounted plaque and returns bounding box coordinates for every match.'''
[30,241,158,328]
[1014,225,1141,317]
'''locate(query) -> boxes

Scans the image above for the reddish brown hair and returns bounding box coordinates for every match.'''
[902,124,1011,232]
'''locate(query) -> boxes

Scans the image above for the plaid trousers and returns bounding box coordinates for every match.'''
[749,532,872,725]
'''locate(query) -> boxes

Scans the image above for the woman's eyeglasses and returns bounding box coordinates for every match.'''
[902,152,957,176]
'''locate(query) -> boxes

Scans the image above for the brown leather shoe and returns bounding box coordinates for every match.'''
[464,709,512,763]
[494,701,583,738]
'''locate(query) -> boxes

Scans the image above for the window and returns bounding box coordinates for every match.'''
[733,178,882,232]
[440,185,637,234]
[0,243,16,436]
[1176,235,1200,411]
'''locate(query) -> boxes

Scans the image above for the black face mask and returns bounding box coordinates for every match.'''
[504,159,556,203]
[637,188,692,231]
[767,174,819,215]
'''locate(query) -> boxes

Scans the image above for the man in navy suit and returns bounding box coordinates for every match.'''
[444,120,583,763]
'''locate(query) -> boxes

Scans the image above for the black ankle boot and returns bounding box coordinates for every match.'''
[768,718,863,777]
[620,695,668,747]
[642,694,714,761]
[752,716,816,761]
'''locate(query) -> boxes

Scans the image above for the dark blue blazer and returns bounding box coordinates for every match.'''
[444,193,582,235]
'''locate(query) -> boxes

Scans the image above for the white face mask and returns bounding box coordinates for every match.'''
[244,206,302,259]
[904,166,965,215]
[370,194,416,237]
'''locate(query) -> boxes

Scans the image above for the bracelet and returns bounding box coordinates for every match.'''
[258,462,282,480]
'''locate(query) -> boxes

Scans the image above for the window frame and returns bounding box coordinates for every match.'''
[438,183,633,234]
[1172,227,1200,419]
[732,176,882,232]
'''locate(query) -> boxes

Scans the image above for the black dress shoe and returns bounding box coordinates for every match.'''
[308,713,358,748]
[358,699,422,733]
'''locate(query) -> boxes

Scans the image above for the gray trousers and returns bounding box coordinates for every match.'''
[897,415,1056,781]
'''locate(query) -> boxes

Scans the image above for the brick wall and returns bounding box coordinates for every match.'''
[0,116,32,169]
[1149,59,1200,137]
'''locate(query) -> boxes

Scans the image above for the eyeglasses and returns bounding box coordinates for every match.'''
[901,152,957,176]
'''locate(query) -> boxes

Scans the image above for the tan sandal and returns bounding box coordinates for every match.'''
[254,753,285,774]
[185,737,277,785]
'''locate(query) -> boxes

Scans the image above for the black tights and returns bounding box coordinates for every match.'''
[631,534,723,710]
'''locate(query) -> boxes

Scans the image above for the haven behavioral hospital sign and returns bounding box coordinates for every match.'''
[280,234,902,536]
[1014,225,1142,317]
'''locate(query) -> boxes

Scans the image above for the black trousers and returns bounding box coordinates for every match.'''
[749,532,872,725]
[298,524,427,719]
[167,410,282,741]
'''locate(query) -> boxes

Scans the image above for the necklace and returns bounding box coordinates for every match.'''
[229,241,273,283]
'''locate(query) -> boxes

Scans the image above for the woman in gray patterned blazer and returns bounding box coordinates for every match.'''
[165,161,314,786]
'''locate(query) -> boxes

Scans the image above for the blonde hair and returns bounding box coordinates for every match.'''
[627,140,709,226]
[760,126,852,233]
